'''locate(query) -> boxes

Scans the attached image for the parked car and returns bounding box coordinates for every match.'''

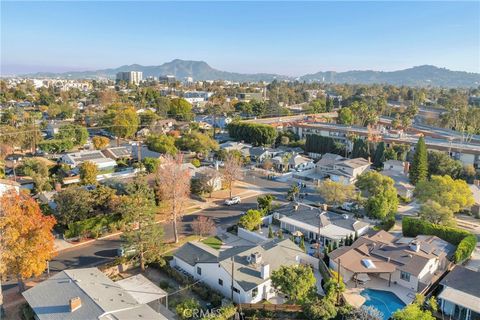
[117,245,137,257]
[224,196,241,206]
[341,202,359,212]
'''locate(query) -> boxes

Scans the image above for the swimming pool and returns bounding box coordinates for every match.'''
[360,288,406,320]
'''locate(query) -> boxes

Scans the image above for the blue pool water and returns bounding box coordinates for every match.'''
[360,288,406,320]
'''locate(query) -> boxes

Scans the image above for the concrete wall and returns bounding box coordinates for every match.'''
[238,227,269,244]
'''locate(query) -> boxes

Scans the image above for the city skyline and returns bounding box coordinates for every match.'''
[1,1,479,76]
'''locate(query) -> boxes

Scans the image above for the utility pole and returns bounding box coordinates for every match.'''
[137,140,142,162]
[337,259,341,305]
[231,256,235,302]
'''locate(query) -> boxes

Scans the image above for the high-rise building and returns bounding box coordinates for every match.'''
[116,71,143,85]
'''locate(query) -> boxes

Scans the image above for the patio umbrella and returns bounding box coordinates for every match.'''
[356,273,371,282]
[292,231,303,237]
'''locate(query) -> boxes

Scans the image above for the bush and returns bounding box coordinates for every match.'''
[402,217,475,263]
[380,217,395,231]
[64,215,118,239]
[227,122,277,146]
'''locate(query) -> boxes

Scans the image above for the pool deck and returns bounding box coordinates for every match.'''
[344,276,415,306]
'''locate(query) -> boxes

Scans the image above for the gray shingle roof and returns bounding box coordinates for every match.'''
[22,268,165,320]
[440,265,480,297]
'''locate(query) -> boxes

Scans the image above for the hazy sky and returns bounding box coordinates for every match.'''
[1,1,479,76]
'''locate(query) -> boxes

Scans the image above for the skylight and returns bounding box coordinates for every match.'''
[361,259,377,269]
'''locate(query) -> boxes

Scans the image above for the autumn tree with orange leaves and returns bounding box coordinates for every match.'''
[0,191,56,292]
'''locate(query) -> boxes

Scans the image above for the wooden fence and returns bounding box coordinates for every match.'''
[238,303,302,312]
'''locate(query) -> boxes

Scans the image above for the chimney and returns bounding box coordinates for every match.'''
[294,204,299,211]
[69,297,82,312]
[404,162,410,175]
[322,204,328,211]
[251,252,262,265]
[260,263,270,280]
[409,240,420,252]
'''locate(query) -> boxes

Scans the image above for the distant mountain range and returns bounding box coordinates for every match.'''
[23,59,480,87]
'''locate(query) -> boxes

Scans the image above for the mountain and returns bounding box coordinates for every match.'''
[23,60,480,87]
[26,59,289,82]
[299,65,480,87]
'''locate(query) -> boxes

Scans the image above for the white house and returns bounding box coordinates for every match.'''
[329,230,455,292]
[275,203,370,247]
[60,150,117,170]
[438,265,480,320]
[171,239,313,304]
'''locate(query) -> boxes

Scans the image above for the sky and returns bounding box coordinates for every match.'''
[1,1,479,76]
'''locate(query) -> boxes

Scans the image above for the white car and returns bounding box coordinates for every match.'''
[224,196,241,206]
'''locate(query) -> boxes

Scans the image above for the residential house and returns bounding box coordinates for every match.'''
[195,115,232,129]
[130,143,162,161]
[288,154,315,172]
[171,238,313,304]
[328,230,455,292]
[193,166,222,191]
[22,268,171,320]
[102,146,132,160]
[219,141,252,158]
[0,178,20,196]
[249,147,274,163]
[382,160,414,199]
[275,203,370,246]
[37,190,58,210]
[438,265,480,320]
[60,150,117,170]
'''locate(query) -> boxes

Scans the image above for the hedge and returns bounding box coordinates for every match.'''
[305,134,344,155]
[65,215,120,239]
[402,217,476,263]
[227,122,277,146]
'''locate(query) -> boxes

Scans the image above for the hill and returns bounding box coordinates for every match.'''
[24,60,480,87]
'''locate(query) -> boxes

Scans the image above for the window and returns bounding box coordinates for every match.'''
[400,271,411,282]
[252,287,258,297]
[197,267,202,275]
[218,279,223,286]
[232,287,240,294]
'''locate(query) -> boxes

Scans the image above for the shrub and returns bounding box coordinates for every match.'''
[402,216,476,262]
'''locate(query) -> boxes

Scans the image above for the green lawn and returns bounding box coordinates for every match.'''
[202,236,223,250]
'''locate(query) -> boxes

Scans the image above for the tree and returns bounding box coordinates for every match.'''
[262,159,273,171]
[169,98,193,121]
[176,298,200,320]
[0,191,56,292]
[142,157,161,173]
[392,303,434,320]
[191,158,201,168]
[79,161,98,185]
[373,142,386,168]
[222,153,243,199]
[239,209,262,231]
[54,186,94,225]
[268,225,274,238]
[176,131,219,155]
[415,175,474,214]
[286,184,300,201]
[146,134,178,155]
[410,136,428,185]
[191,216,216,237]
[270,264,316,304]
[346,306,383,320]
[56,124,88,147]
[317,179,356,206]
[92,135,110,150]
[338,107,354,125]
[227,122,277,146]
[108,105,139,142]
[18,159,52,193]
[427,151,462,179]
[120,180,162,271]
[155,154,191,243]
[304,297,337,320]
[257,194,276,213]
[356,171,398,220]
[419,200,455,226]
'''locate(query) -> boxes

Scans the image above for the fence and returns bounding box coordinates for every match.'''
[238,303,302,312]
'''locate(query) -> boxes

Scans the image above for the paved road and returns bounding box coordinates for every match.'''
[1,171,295,291]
